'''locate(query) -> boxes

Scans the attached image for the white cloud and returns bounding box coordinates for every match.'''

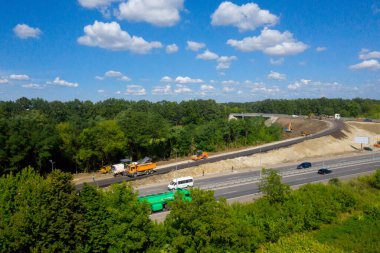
[78,0,121,8]
[9,74,30,81]
[125,85,146,95]
[316,47,327,52]
[359,49,380,60]
[152,84,172,95]
[267,71,286,81]
[200,84,215,91]
[166,44,179,54]
[186,41,206,51]
[175,76,203,84]
[174,84,192,93]
[227,28,308,56]
[97,70,131,81]
[22,83,44,89]
[270,58,284,65]
[250,82,280,94]
[97,89,105,93]
[288,79,311,90]
[13,24,42,39]
[196,49,219,60]
[117,0,184,27]
[222,86,235,92]
[0,79,9,84]
[78,21,163,53]
[211,1,278,32]
[51,77,79,88]
[349,59,380,71]
[105,70,123,77]
[217,56,237,70]
[160,76,173,82]
[221,80,239,85]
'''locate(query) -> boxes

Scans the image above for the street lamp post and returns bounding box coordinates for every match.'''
[49,160,55,171]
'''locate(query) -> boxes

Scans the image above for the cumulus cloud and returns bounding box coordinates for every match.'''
[250,82,280,94]
[9,74,30,81]
[359,49,380,60]
[200,84,215,91]
[77,21,163,53]
[51,77,79,88]
[270,58,284,65]
[0,79,9,84]
[125,85,146,95]
[78,0,121,8]
[22,83,44,89]
[166,44,179,54]
[196,50,237,70]
[288,79,311,90]
[13,24,42,39]
[160,76,173,82]
[152,84,172,95]
[316,47,327,52]
[349,59,380,70]
[175,76,203,84]
[221,80,239,85]
[217,56,237,70]
[196,49,219,60]
[211,1,278,32]
[97,70,131,81]
[187,41,206,51]
[174,84,192,93]
[222,86,235,92]
[116,0,184,26]
[267,71,286,81]
[227,28,308,56]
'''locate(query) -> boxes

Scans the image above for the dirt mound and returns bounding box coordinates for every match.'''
[274,118,327,139]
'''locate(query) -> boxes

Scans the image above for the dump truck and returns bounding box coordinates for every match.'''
[191,150,209,160]
[123,157,156,178]
[138,188,192,212]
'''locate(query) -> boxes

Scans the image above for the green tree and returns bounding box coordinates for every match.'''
[259,169,291,204]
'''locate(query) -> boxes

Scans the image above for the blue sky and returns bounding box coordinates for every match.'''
[1,0,380,102]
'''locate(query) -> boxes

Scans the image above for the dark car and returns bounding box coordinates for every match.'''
[363,147,373,151]
[318,168,332,174]
[297,162,312,169]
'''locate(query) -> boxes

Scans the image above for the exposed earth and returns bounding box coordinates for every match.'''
[73,119,380,189]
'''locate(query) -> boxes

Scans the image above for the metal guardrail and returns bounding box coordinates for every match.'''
[199,156,380,190]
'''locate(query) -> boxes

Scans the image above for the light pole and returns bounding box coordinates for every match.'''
[49,160,55,171]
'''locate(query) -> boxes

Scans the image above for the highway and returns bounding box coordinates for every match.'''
[138,151,380,197]
[76,119,344,190]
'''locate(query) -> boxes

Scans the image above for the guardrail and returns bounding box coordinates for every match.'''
[199,156,380,190]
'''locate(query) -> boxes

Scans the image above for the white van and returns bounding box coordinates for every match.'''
[168,176,194,190]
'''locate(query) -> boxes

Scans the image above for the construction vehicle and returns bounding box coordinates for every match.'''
[191,150,209,161]
[374,141,380,148]
[138,188,192,212]
[112,157,156,177]
[284,122,292,133]
[301,131,310,136]
[98,165,112,174]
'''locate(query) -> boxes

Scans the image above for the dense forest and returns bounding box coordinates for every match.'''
[0,97,379,175]
[0,168,379,252]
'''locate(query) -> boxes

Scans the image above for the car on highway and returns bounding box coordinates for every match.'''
[318,168,332,175]
[297,162,312,169]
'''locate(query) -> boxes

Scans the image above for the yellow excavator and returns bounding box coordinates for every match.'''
[285,122,292,133]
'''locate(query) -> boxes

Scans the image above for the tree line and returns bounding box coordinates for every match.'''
[0,168,379,252]
[1,97,379,175]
